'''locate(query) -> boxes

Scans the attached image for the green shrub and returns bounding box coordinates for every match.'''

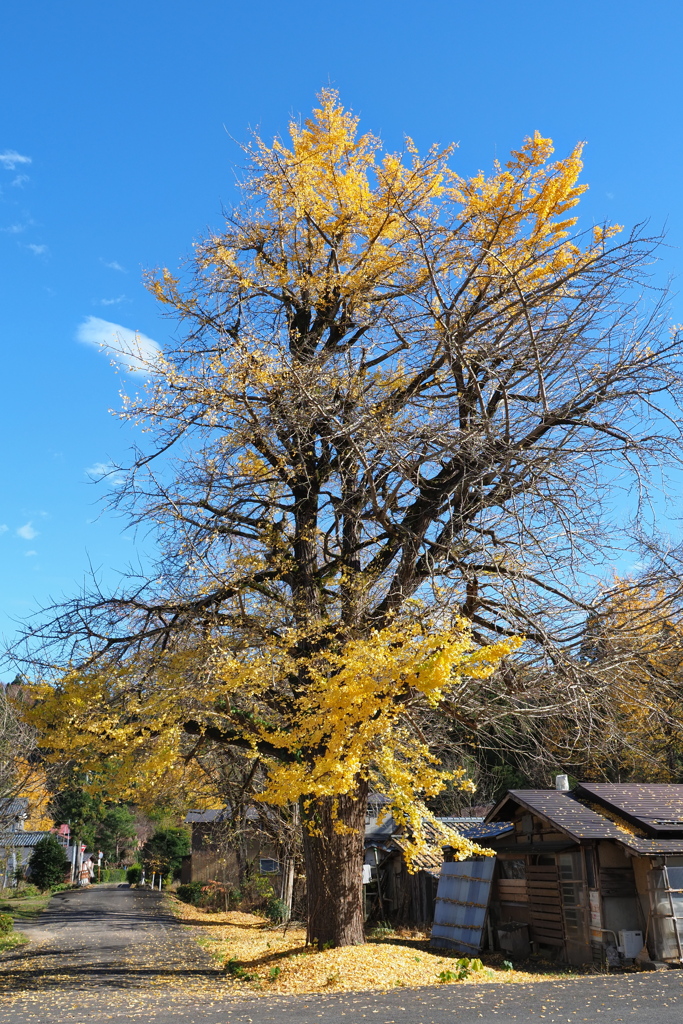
[16,883,41,898]
[126,865,142,885]
[437,957,485,983]
[0,913,13,934]
[100,867,126,882]
[501,959,514,971]
[198,881,242,911]
[265,897,289,923]
[28,837,69,891]
[50,882,71,893]
[225,956,254,981]
[141,828,190,879]
[177,882,203,905]
[368,921,395,939]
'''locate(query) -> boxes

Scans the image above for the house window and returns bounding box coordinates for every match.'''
[498,859,526,879]
[259,858,280,874]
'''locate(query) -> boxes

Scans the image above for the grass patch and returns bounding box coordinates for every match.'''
[0,931,28,954]
[168,898,580,996]
[0,889,52,924]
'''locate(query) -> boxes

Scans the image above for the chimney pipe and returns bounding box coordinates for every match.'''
[555,774,570,792]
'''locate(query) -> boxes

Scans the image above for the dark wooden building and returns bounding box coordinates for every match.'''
[482,782,683,966]
[180,808,283,888]
[363,801,504,929]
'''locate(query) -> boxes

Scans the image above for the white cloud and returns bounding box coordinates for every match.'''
[17,522,38,540]
[25,550,37,557]
[0,150,31,171]
[101,259,126,272]
[1,223,26,234]
[0,525,8,534]
[97,295,127,306]
[11,174,29,187]
[76,316,162,375]
[26,243,48,256]
[85,461,125,486]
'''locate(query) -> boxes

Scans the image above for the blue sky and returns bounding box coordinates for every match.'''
[1,0,682,656]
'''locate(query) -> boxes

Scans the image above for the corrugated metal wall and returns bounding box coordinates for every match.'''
[430,858,495,953]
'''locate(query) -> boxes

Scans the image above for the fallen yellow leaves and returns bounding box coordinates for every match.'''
[171,899,577,995]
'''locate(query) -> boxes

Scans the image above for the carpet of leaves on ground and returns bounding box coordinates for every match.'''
[171,899,581,995]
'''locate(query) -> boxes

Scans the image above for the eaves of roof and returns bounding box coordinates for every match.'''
[0,831,54,848]
[488,790,627,843]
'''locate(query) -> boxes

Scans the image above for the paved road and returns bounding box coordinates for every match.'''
[1,886,683,1023]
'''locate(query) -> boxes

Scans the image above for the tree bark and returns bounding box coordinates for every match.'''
[301,782,368,948]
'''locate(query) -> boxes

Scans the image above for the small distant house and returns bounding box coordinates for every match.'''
[181,807,283,887]
[474,781,683,966]
[0,797,28,832]
[0,797,64,886]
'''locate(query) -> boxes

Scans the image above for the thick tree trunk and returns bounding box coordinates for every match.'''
[301,782,368,948]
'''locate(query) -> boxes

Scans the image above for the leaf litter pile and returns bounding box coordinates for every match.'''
[172,899,580,995]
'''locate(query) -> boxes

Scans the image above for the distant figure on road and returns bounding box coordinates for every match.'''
[79,856,94,886]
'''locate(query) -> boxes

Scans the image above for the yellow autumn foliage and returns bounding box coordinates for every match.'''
[27,621,520,867]
[581,580,683,780]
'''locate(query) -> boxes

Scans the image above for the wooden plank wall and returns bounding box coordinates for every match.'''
[497,879,528,904]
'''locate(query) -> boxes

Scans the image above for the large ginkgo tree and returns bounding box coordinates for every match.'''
[21,92,683,946]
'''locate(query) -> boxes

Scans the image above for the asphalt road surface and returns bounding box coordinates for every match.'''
[1,885,683,1024]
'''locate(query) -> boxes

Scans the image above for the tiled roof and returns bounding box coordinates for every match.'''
[185,808,231,824]
[617,837,683,855]
[493,790,627,842]
[389,833,445,873]
[0,798,28,819]
[372,819,511,874]
[577,783,683,836]
[0,831,54,849]
[455,821,514,841]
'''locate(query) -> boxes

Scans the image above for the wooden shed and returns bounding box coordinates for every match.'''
[363,808,507,929]
[180,808,283,888]
[483,782,683,967]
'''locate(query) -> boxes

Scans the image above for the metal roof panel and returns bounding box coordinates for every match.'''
[499,790,628,842]
[577,784,683,836]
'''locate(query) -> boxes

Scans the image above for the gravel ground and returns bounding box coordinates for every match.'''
[1,885,682,1023]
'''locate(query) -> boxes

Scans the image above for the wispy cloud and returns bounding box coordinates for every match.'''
[0,150,31,171]
[25,550,37,557]
[101,259,126,273]
[11,174,29,188]
[17,522,38,540]
[85,461,125,486]
[76,316,162,375]
[0,525,8,534]
[1,223,27,234]
[26,243,48,256]
[96,295,127,306]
